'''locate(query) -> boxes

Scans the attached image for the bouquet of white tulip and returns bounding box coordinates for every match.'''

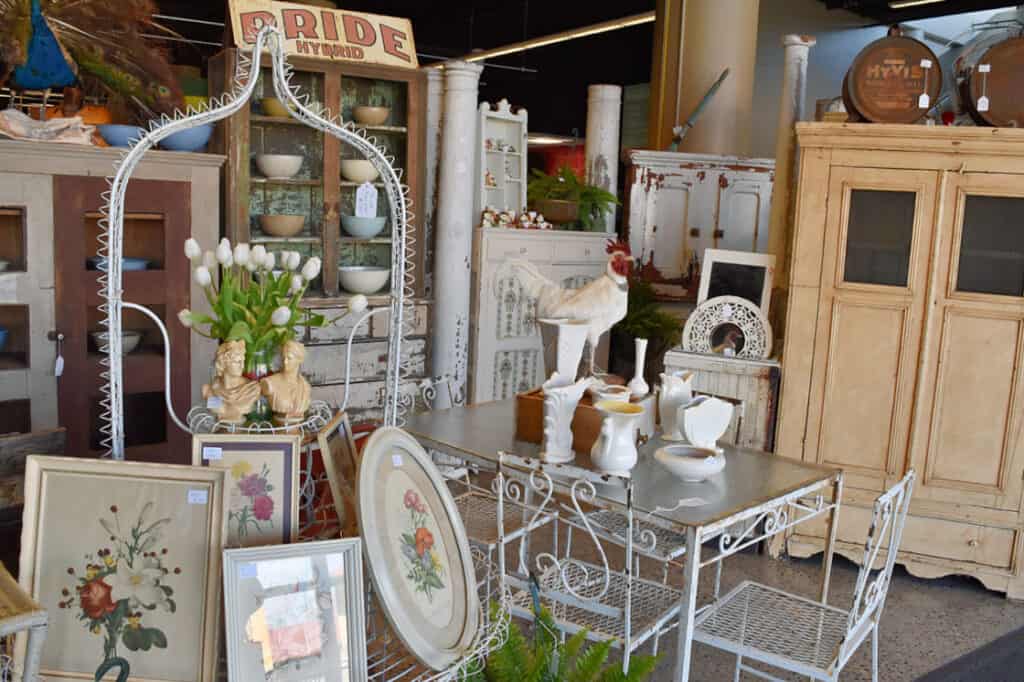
[178,237,326,373]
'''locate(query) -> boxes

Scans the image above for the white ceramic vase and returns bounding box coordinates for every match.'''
[541,373,593,464]
[659,371,693,441]
[538,318,590,382]
[590,400,645,475]
[627,337,650,398]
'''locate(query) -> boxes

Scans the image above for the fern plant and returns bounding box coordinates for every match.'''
[527,166,619,231]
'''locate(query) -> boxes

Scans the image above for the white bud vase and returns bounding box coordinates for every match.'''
[538,318,590,382]
[659,370,693,441]
[541,373,593,463]
[591,400,645,475]
[627,337,649,398]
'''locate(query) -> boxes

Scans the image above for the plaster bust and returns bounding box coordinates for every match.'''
[260,339,311,426]
[202,339,261,424]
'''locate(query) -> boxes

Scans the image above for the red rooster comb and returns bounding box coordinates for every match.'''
[606,239,631,256]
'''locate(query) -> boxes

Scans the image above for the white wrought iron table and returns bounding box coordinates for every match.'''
[404,399,843,682]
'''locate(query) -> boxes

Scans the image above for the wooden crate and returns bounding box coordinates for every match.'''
[515,388,656,454]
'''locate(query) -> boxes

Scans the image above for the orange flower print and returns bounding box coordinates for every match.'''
[79,578,117,620]
[415,527,434,557]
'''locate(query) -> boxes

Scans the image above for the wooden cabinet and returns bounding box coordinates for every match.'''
[468,228,612,404]
[778,123,1024,597]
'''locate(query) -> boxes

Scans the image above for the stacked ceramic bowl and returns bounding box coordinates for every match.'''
[338,266,390,294]
[255,154,303,180]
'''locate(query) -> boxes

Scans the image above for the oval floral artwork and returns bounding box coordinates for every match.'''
[55,502,182,679]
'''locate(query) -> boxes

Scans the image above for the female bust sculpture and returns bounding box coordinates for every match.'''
[260,339,311,426]
[202,340,261,424]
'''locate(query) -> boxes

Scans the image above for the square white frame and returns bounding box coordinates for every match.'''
[697,248,776,315]
[223,538,367,682]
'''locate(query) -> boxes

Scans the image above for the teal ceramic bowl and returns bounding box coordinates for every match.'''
[98,124,145,148]
[341,216,387,239]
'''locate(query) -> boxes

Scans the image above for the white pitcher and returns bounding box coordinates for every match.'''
[541,373,593,464]
[659,370,693,441]
[590,400,645,475]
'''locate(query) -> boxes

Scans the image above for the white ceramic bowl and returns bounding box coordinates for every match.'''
[655,444,725,482]
[341,215,387,239]
[341,159,380,183]
[352,105,390,126]
[91,330,143,355]
[259,214,306,237]
[255,154,303,179]
[339,266,390,294]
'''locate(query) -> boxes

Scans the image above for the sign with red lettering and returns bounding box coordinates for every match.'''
[229,0,418,69]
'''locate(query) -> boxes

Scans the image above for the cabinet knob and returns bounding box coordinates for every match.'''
[968,538,979,548]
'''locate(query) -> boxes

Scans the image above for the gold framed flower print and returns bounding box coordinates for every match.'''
[191,434,301,548]
[16,455,230,682]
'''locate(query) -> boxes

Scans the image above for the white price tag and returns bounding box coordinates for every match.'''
[187,489,208,505]
[918,93,931,109]
[919,58,933,69]
[392,454,403,468]
[355,182,379,218]
[206,396,223,410]
[238,563,257,579]
[54,354,64,378]
[979,63,991,73]
[977,96,990,112]
[202,446,223,461]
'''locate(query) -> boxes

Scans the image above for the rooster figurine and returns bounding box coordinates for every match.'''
[504,239,634,374]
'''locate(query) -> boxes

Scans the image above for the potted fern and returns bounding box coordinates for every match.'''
[528,166,619,231]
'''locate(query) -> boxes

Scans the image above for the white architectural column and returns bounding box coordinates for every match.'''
[422,67,444,298]
[584,84,623,233]
[767,35,815,334]
[431,61,483,408]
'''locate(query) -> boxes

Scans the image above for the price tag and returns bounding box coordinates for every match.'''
[238,563,257,579]
[355,182,379,218]
[979,63,991,73]
[206,396,223,410]
[920,58,933,69]
[202,446,223,461]
[187,489,208,505]
[918,93,931,109]
[392,454,403,468]
[977,96,990,112]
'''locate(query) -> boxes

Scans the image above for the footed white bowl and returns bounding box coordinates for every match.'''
[339,266,390,294]
[655,444,725,482]
[91,330,142,355]
[255,154,303,179]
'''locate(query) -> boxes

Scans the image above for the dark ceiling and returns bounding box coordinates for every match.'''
[155,1,1015,135]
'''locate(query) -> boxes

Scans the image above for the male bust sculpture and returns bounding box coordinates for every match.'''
[202,340,261,424]
[260,339,311,426]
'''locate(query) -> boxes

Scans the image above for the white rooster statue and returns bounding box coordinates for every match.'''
[503,239,635,374]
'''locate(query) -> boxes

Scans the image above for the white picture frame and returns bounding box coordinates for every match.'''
[697,248,776,315]
[222,538,367,682]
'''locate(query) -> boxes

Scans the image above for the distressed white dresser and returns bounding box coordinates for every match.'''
[469,228,612,404]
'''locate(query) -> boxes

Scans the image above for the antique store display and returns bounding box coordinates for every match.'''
[222,539,367,682]
[697,248,776,315]
[202,340,261,424]
[953,28,1024,127]
[260,340,313,427]
[356,427,480,670]
[658,370,694,441]
[541,374,594,464]
[778,123,1024,597]
[17,456,228,682]
[654,396,733,482]
[589,400,645,475]
[537,318,590,381]
[681,295,773,360]
[192,434,301,547]
[474,99,528,229]
[843,26,941,124]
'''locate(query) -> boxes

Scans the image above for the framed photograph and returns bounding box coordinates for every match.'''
[317,411,360,537]
[223,538,367,681]
[192,434,301,548]
[697,248,776,315]
[17,455,229,682]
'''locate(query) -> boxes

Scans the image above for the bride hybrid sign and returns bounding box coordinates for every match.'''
[229,0,418,69]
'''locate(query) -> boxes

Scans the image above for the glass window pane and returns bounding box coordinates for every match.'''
[956,195,1024,297]
[843,189,916,287]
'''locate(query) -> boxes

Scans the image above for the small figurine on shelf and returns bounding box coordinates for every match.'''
[481,206,499,228]
[203,340,261,424]
[484,170,497,188]
[485,138,494,151]
[497,208,515,227]
[506,143,517,153]
[260,339,312,428]
[518,213,531,230]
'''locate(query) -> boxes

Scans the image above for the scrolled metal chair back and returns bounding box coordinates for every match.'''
[842,469,915,654]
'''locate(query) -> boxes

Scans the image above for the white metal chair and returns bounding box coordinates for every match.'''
[693,470,916,682]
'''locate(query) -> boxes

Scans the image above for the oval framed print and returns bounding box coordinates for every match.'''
[357,427,479,670]
[682,295,773,360]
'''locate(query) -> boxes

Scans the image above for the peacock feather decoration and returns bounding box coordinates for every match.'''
[0,0,184,116]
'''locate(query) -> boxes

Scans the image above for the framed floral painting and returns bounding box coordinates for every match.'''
[316,410,360,537]
[222,539,367,681]
[16,455,229,682]
[191,434,301,547]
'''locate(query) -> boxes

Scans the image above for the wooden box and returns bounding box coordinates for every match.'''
[515,388,604,454]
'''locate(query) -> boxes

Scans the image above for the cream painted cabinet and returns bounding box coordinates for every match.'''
[468,228,611,404]
[778,123,1024,597]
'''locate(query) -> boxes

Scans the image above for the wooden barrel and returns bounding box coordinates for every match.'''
[844,27,942,124]
[956,33,1024,127]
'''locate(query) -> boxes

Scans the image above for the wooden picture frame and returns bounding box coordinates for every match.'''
[222,538,367,681]
[697,248,776,315]
[17,455,229,682]
[192,434,301,548]
[317,411,360,537]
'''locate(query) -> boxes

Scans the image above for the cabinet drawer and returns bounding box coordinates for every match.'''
[486,238,552,263]
[552,239,605,264]
[798,503,1017,569]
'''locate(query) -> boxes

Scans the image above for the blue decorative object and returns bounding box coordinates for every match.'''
[98,125,145,148]
[161,124,213,152]
[0,327,8,353]
[12,0,77,90]
[87,257,150,271]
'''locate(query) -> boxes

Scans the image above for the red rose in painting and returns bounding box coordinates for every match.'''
[238,473,268,497]
[404,489,420,509]
[78,579,117,619]
[252,494,274,521]
[415,527,434,557]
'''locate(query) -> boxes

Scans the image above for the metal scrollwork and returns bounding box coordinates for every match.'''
[535,478,611,602]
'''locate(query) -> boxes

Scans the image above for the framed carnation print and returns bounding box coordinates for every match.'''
[16,455,229,682]
[192,434,301,547]
[222,539,367,681]
[316,411,360,537]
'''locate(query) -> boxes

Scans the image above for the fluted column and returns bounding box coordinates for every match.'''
[584,84,622,233]
[422,67,444,299]
[431,61,483,407]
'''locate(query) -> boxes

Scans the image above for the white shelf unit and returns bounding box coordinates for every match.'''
[474,99,528,222]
